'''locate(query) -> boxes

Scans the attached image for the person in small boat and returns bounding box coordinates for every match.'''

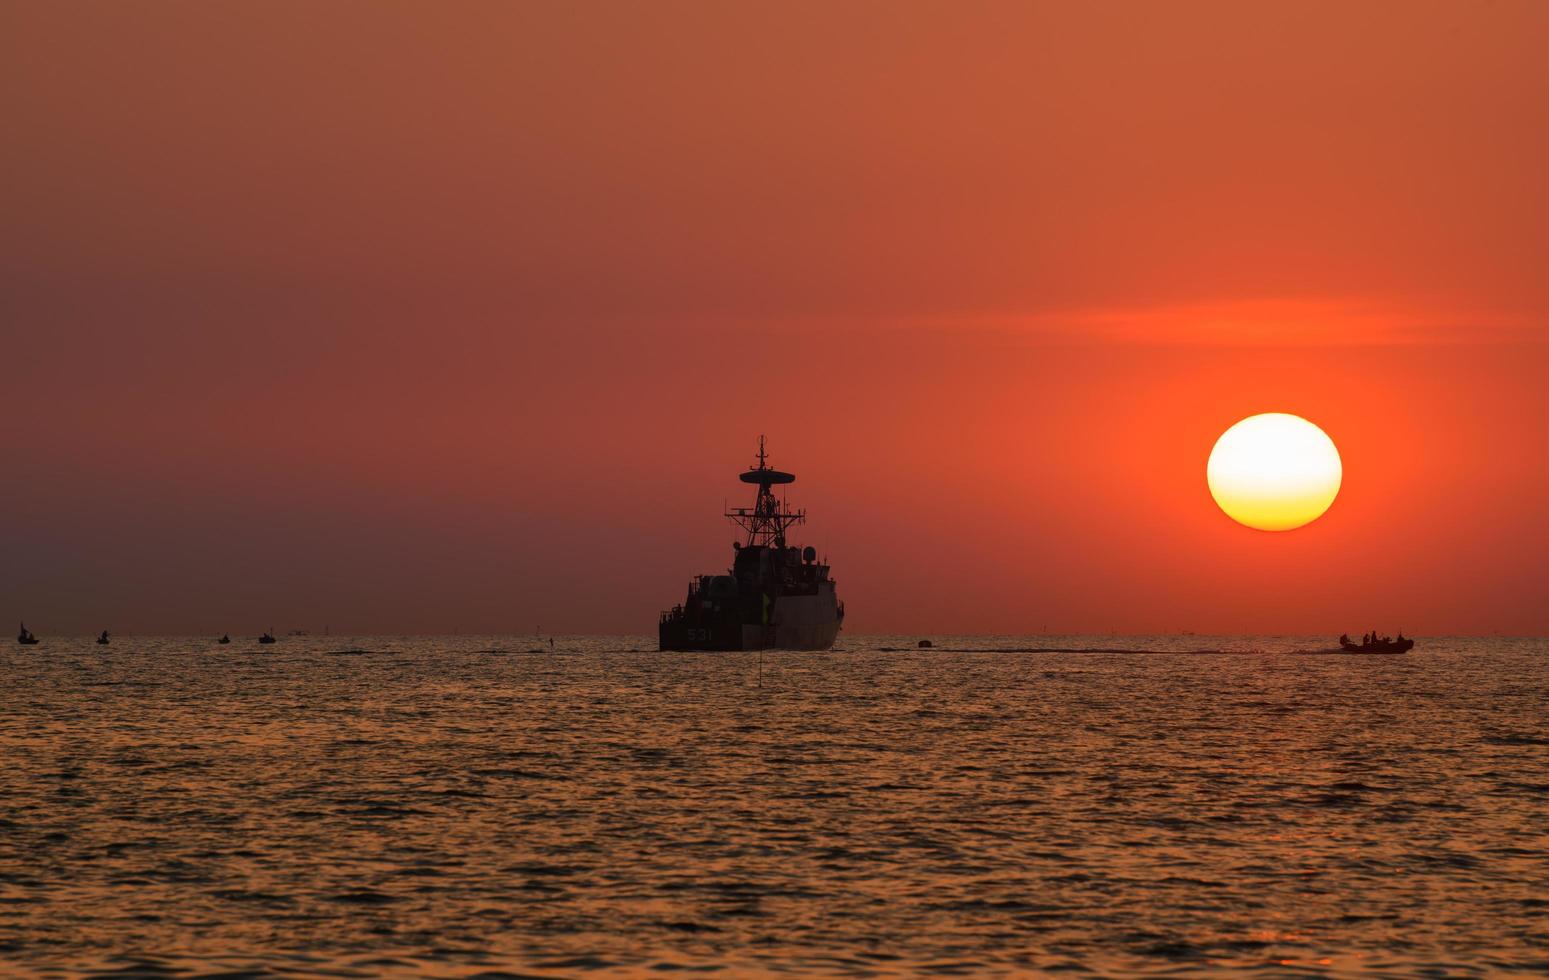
[98,630,109,643]
[1339,633,1351,646]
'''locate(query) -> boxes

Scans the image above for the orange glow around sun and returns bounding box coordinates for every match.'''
[1207,413,1342,531]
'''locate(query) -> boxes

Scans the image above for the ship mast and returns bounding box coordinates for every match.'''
[726,435,804,548]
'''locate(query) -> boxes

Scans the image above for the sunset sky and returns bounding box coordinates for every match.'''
[3,2,1546,635]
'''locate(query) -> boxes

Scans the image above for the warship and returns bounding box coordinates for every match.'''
[659,438,844,651]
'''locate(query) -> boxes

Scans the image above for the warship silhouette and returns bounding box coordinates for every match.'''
[659,437,844,651]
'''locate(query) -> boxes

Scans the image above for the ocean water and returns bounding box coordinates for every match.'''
[1,634,1545,978]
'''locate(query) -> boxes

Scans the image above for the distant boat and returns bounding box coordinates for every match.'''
[96,630,110,645]
[258,630,277,645]
[17,622,38,646]
[659,437,843,651]
[218,634,231,644]
[1338,633,1414,654]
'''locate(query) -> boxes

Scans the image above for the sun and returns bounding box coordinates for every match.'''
[1207,413,1341,531]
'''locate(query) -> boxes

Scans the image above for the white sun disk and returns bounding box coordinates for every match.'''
[1207,413,1342,531]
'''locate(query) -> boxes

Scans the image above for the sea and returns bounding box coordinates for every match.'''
[1,635,1545,978]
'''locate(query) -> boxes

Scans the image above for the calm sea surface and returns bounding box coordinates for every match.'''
[1,635,1545,978]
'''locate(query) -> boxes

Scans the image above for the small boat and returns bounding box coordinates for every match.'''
[17,622,38,646]
[96,631,110,645]
[1337,633,1414,654]
[258,630,277,645]
[218,634,231,644]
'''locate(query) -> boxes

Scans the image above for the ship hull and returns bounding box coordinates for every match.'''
[659,619,840,652]
[1338,638,1413,654]
[659,594,842,651]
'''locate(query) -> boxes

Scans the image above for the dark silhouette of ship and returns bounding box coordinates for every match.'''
[660,437,844,651]
[1338,631,1414,654]
[17,622,38,646]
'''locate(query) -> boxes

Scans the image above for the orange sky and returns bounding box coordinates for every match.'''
[3,2,1546,634]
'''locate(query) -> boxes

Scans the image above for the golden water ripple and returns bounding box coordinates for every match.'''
[1,635,1546,977]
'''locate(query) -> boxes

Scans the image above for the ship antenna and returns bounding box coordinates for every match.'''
[725,435,805,549]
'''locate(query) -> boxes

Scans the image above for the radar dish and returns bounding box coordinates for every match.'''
[741,469,795,485]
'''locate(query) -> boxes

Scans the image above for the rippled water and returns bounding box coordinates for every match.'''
[1,635,1546,977]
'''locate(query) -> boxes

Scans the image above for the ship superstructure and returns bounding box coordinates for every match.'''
[659,437,844,651]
